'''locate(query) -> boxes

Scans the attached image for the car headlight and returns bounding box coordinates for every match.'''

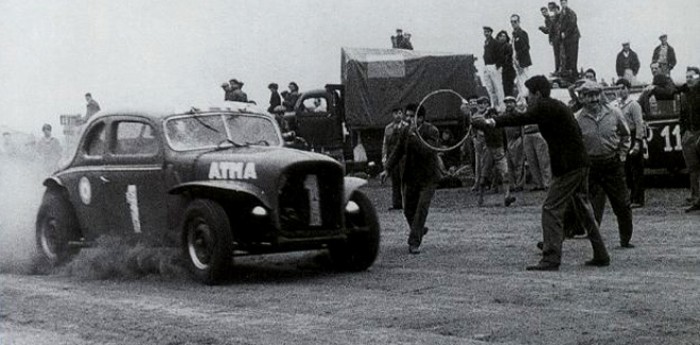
[252,206,268,217]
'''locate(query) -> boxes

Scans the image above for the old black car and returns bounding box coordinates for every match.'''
[36,102,380,284]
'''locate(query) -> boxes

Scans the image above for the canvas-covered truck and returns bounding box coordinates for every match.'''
[284,47,479,169]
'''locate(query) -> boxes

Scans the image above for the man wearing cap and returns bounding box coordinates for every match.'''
[639,63,677,115]
[616,42,641,84]
[382,106,441,254]
[471,96,517,207]
[511,14,532,101]
[478,75,609,271]
[679,67,700,212]
[35,124,62,174]
[503,96,526,192]
[227,79,248,102]
[559,0,580,80]
[382,107,409,210]
[482,26,506,111]
[575,80,635,248]
[652,34,677,76]
[538,3,562,75]
[471,96,492,192]
[614,78,646,208]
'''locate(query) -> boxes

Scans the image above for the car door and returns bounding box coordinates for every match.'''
[101,118,167,239]
[64,121,109,240]
[295,94,343,151]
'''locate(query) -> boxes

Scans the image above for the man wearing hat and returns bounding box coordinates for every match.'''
[652,34,677,76]
[227,79,248,102]
[478,75,610,271]
[575,80,635,249]
[382,106,441,254]
[482,26,506,111]
[616,41,641,84]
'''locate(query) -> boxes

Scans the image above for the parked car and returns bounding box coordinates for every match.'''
[36,102,380,284]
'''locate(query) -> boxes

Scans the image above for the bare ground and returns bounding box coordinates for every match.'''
[1,182,699,345]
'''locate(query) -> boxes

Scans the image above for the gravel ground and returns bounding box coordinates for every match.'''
[1,181,699,345]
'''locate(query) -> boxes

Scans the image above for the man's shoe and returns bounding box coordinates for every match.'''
[504,196,516,207]
[630,203,643,209]
[685,204,700,213]
[526,262,559,271]
[408,246,421,254]
[584,258,610,267]
[536,241,544,250]
[620,243,635,248]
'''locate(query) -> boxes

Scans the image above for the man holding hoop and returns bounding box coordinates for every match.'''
[478,75,609,271]
[382,106,442,254]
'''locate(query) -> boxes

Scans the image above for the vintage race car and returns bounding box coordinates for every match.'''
[36,102,380,284]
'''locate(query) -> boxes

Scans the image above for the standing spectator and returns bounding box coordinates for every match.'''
[559,0,580,81]
[615,79,646,208]
[538,4,562,75]
[652,34,677,76]
[471,97,491,192]
[227,79,248,102]
[85,93,100,121]
[511,14,532,101]
[479,75,610,271]
[522,120,551,191]
[639,63,677,114]
[461,96,479,181]
[680,66,700,212]
[482,26,506,111]
[267,83,282,113]
[391,28,414,50]
[282,82,301,111]
[382,106,441,254]
[503,97,526,192]
[575,81,634,248]
[497,30,517,97]
[616,42,641,84]
[382,107,409,210]
[35,124,62,174]
[471,96,516,207]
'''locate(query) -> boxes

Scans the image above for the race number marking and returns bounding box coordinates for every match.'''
[125,185,142,233]
[660,124,682,152]
[304,175,322,226]
[78,177,92,205]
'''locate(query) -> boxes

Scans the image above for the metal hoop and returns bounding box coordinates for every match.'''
[414,89,472,152]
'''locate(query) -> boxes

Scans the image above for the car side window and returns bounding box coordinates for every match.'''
[113,121,158,155]
[301,97,327,113]
[84,123,106,157]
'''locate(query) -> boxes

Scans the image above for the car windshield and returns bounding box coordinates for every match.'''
[165,113,281,151]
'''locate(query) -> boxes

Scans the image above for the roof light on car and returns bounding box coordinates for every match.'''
[345,201,360,214]
[252,206,268,217]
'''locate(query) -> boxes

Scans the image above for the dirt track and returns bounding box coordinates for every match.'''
[2,183,700,345]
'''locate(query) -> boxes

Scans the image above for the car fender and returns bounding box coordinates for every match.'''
[343,176,367,204]
[168,180,272,209]
[43,176,65,189]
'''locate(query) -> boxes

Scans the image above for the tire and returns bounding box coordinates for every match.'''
[330,190,380,271]
[35,190,80,269]
[181,199,233,285]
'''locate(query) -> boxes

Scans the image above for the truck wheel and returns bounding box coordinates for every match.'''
[330,191,380,271]
[35,190,80,269]
[182,199,233,285]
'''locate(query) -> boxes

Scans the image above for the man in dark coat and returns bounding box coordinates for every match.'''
[559,0,580,80]
[478,75,609,271]
[267,83,281,113]
[616,42,641,83]
[382,106,441,254]
[652,34,677,76]
[511,14,532,100]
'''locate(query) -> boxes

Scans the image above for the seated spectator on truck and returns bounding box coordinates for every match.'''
[639,63,677,114]
[282,82,300,111]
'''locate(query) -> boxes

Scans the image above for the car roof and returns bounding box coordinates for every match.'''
[88,102,271,123]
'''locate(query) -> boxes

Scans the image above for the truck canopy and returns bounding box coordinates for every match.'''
[341,47,477,129]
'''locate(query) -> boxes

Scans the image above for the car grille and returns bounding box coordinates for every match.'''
[278,162,343,233]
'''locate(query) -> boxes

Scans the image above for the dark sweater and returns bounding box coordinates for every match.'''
[494,97,590,177]
[680,83,700,132]
[386,122,442,187]
[512,28,532,68]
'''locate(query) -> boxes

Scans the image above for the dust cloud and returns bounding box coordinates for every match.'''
[0,157,44,273]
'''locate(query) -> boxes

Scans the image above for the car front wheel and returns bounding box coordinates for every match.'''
[35,190,80,269]
[330,190,380,271]
[182,199,233,285]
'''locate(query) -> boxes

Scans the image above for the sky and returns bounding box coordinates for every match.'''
[1,0,699,137]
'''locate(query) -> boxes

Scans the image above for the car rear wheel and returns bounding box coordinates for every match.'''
[330,190,380,271]
[182,199,233,285]
[35,190,80,269]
